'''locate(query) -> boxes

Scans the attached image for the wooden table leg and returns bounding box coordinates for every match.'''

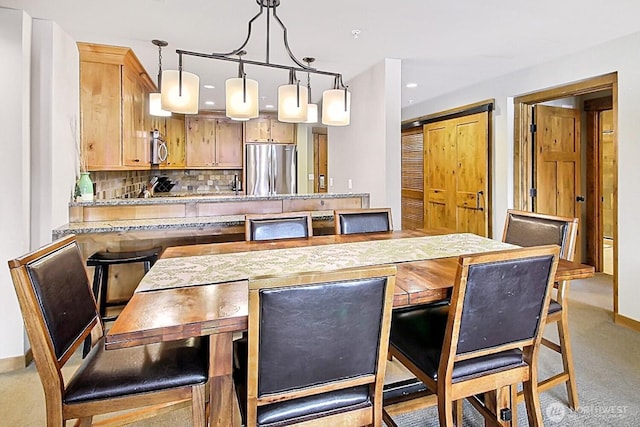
[209,332,235,427]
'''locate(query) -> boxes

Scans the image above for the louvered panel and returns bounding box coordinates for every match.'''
[402,129,424,230]
[402,132,424,191]
[401,196,424,230]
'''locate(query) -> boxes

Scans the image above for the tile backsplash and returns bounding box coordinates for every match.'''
[87,169,242,199]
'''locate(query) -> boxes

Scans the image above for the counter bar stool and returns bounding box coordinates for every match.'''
[334,208,393,235]
[86,247,161,322]
[245,212,313,241]
[502,209,580,410]
[83,247,161,357]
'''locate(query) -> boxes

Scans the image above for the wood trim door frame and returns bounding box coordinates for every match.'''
[584,96,613,272]
[513,72,619,316]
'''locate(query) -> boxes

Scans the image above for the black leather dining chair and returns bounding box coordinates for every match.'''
[334,208,393,234]
[8,234,209,426]
[384,245,560,427]
[233,265,397,426]
[245,211,313,241]
[502,209,580,409]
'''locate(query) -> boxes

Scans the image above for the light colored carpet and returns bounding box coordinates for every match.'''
[1,274,638,426]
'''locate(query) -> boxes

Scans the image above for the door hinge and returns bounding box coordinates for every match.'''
[529,188,537,198]
[530,123,537,133]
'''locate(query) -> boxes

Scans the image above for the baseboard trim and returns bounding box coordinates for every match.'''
[0,348,32,373]
[614,313,640,332]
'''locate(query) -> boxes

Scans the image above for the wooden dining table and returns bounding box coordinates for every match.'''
[106,230,595,426]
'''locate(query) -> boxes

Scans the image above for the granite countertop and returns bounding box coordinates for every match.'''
[56,193,368,238]
[53,211,335,238]
[70,192,369,207]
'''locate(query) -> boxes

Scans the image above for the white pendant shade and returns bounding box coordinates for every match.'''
[278,84,308,123]
[160,70,200,114]
[149,92,172,117]
[225,77,259,120]
[322,89,351,126]
[305,103,318,124]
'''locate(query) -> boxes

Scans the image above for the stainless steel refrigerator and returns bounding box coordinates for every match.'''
[246,143,297,196]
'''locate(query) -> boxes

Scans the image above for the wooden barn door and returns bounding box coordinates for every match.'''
[424,112,489,236]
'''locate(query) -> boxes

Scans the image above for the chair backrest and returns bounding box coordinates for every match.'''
[245,212,313,241]
[8,235,99,392]
[502,209,578,261]
[441,246,559,376]
[246,265,397,426]
[334,208,393,235]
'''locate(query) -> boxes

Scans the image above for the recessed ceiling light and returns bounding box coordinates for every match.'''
[351,29,361,39]
[205,101,215,105]
[406,83,418,88]
[408,100,414,105]
[265,104,275,109]
[203,84,215,89]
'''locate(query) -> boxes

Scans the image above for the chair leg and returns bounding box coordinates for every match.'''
[453,399,463,426]
[192,383,207,427]
[98,265,110,319]
[522,379,543,427]
[509,385,518,427]
[83,265,104,358]
[557,309,579,410]
[438,393,455,427]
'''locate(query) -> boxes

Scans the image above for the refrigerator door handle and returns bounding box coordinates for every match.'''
[270,144,275,195]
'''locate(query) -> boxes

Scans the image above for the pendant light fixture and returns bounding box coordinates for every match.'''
[303,57,318,124]
[160,52,199,114]
[278,69,308,123]
[149,40,171,117]
[225,51,259,121]
[162,0,350,125]
[322,75,351,126]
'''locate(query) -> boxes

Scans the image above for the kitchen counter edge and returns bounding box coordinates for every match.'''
[70,192,370,207]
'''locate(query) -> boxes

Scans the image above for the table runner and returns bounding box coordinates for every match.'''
[136,233,516,292]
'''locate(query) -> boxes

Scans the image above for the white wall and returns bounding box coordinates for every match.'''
[31,19,78,248]
[402,31,640,323]
[295,124,311,194]
[0,10,77,360]
[328,58,402,226]
[0,8,32,358]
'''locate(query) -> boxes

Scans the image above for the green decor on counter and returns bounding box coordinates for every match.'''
[77,172,94,202]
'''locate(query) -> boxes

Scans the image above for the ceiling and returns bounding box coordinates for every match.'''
[3,0,640,114]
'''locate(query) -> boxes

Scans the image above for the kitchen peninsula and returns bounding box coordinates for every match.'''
[55,192,369,247]
[54,192,370,300]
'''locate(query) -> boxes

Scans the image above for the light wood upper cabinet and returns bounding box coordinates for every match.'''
[245,116,295,143]
[215,119,243,167]
[186,115,243,168]
[80,60,122,168]
[122,66,150,166]
[186,116,216,167]
[79,42,156,170]
[149,114,186,168]
[164,115,186,168]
